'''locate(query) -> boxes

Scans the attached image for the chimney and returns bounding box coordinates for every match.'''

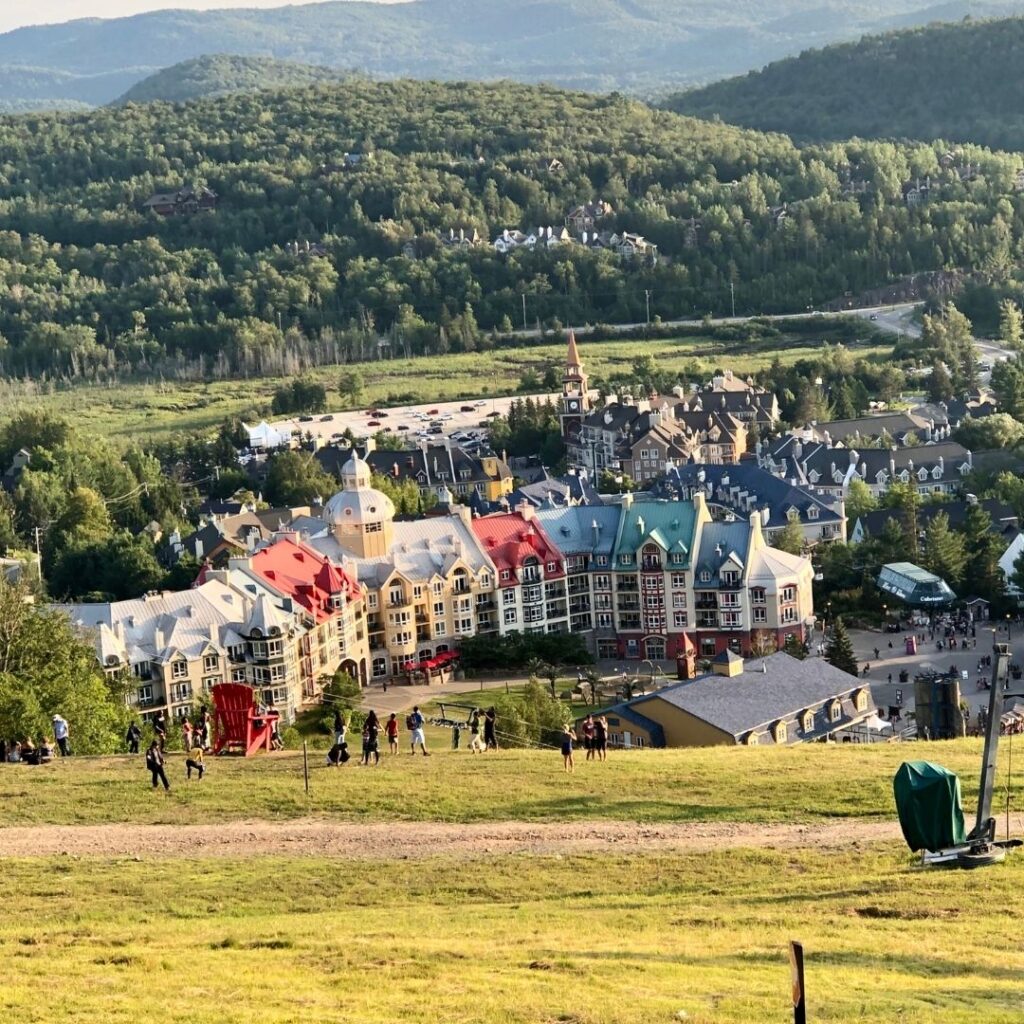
[761,506,770,526]
[712,650,744,677]
[591,519,601,548]
[517,500,535,521]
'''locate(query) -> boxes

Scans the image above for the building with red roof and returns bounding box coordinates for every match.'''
[472,503,569,633]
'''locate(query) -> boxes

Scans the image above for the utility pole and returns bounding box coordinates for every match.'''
[730,280,736,319]
[33,526,42,581]
[644,289,651,325]
[521,293,528,331]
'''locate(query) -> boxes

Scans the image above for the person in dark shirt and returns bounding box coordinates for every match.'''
[153,711,167,751]
[560,725,577,773]
[125,721,142,754]
[469,710,484,753]
[483,707,498,751]
[362,710,381,765]
[146,741,169,791]
[593,716,608,761]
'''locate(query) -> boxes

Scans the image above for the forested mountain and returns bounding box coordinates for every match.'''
[116,55,348,105]
[669,16,1024,152]
[2,78,1023,381]
[4,0,1024,109]
[0,65,142,113]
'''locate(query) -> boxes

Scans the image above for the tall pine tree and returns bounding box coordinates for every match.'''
[825,616,859,677]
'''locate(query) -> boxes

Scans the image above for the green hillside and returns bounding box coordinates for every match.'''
[4,0,1024,109]
[668,15,1024,151]
[0,77,1022,384]
[115,54,349,105]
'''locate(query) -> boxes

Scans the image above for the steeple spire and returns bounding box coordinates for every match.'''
[566,328,582,371]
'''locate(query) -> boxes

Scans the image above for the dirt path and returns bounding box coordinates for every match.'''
[0,818,902,859]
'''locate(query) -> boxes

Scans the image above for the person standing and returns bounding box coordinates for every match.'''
[52,715,70,757]
[146,741,169,791]
[408,706,429,756]
[153,710,167,752]
[125,721,142,754]
[333,709,346,749]
[182,718,193,754]
[185,745,205,780]
[468,709,484,753]
[581,714,596,760]
[561,725,577,773]
[594,715,608,761]
[483,707,498,751]
[385,713,400,754]
[362,711,381,766]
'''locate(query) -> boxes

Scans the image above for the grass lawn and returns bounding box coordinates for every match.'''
[0,331,890,442]
[0,739,1005,826]
[3,845,1022,1023]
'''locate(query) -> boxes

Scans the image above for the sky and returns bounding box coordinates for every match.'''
[0,0,406,34]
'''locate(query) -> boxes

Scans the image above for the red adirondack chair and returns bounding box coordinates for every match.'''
[212,683,279,756]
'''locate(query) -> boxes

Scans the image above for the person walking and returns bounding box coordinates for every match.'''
[561,725,577,773]
[185,745,205,780]
[483,707,498,751]
[125,721,142,754]
[594,715,608,761]
[385,713,399,754]
[52,715,70,757]
[153,710,167,752]
[468,709,484,753]
[333,709,346,749]
[146,741,169,791]
[408,706,429,756]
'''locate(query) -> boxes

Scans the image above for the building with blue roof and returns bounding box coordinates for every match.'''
[659,462,846,546]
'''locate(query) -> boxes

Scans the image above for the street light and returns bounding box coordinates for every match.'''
[1007,613,1012,643]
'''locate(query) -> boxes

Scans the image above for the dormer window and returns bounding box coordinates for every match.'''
[854,688,869,712]
[773,720,787,744]
[700,570,711,582]
[807,506,818,520]
[802,710,814,733]
[829,700,842,723]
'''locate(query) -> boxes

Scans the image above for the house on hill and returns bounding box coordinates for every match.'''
[143,187,217,216]
[597,651,872,748]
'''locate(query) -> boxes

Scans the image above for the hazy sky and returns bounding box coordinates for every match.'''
[0,0,406,34]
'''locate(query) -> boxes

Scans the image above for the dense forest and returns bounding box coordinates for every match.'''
[3,0,1023,109]
[668,16,1024,153]
[3,78,1024,381]
[116,56,349,105]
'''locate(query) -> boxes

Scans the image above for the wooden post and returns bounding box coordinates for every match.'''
[302,741,309,795]
[789,940,806,1024]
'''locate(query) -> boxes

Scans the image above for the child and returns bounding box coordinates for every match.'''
[385,713,399,754]
[561,725,577,774]
[185,745,205,780]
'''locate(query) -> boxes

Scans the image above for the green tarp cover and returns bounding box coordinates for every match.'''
[893,760,967,852]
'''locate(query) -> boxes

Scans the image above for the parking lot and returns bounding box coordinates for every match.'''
[269,391,559,449]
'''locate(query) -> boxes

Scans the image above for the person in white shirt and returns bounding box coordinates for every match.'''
[52,715,70,757]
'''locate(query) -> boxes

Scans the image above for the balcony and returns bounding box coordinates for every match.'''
[619,614,641,630]
[695,598,719,610]
[616,579,639,593]
[570,598,591,615]
[617,600,640,613]
[641,559,663,571]
[567,578,589,596]
[697,614,717,629]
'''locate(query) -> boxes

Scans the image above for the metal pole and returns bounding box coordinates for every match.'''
[731,280,736,319]
[522,293,527,331]
[789,940,806,1024]
[302,740,309,795]
[971,638,1010,842]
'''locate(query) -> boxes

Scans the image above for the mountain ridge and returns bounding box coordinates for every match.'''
[5,0,1024,110]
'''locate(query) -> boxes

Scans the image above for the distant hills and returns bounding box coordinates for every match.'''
[116,55,347,105]
[5,0,1024,111]
[668,16,1024,152]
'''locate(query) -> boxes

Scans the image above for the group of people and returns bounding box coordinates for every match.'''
[327,704,436,766]
[2,714,71,765]
[559,713,610,772]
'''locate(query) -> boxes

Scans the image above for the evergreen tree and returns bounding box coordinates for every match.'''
[845,478,877,524]
[999,298,1024,351]
[783,633,808,660]
[881,481,921,559]
[961,504,1005,601]
[825,616,859,677]
[927,360,954,403]
[921,510,967,587]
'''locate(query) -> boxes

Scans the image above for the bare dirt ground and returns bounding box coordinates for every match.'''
[0,818,902,859]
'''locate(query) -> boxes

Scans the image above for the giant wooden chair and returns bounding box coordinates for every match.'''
[211,683,278,756]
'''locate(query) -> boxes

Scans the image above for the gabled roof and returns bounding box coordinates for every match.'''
[613,499,697,564]
[472,511,565,579]
[535,505,620,556]
[630,652,863,739]
[695,522,751,580]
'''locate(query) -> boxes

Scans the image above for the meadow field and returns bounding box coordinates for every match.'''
[0,329,889,442]
[1,740,1021,1023]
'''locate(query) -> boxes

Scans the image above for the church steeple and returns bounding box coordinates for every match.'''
[560,329,589,440]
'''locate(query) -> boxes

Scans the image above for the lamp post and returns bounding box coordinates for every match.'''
[1007,613,1013,643]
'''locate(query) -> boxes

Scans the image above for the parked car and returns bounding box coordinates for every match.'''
[320,415,333,421]
[487,411,501,418]
[367,420,381,427]
[427,408,439,415]
[429,426,444,435]
[460,405,475,412]
[397,424,409,431]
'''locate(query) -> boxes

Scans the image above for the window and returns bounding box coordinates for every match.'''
[619,554,634,566]
[480,573,491,588]
[596,555,608,567]
[673,611,688,628]
[854,689,869,712]
[721,570,739,586]
[434,622,447,638]
[500,569,511,581]
[413,585,423,599]
[137,685,153,704]
[365,521,383,534]
[202,676,219,692]
[458,617,473,633]
[393,631,412,645]
[133,661,152,680]
[670,552,686,565]
[751,588,766,605]
[802,711,814,733]
[171,682,192,702]
[372,657,388,677]
[829,701,842,723]
[753,607,767,624]
[546,561,556,572]
[671,573,687,589]
[433,581,444,595]
[267,640,283,657]
[367,593,378,610]
[807,507,818,520]
[781,586,796,603]
[596,612,613,628]
[781,607,798,625]
[231,668,247,683]
[171,660,188,679]
[389,586,405,606]
[720,611,741,628]
[202,654,219,672]
[504,607,518,625]
[699,570,711,582]
[773,721,787,744]
[594,574,611,590]
[672,593,687,608]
